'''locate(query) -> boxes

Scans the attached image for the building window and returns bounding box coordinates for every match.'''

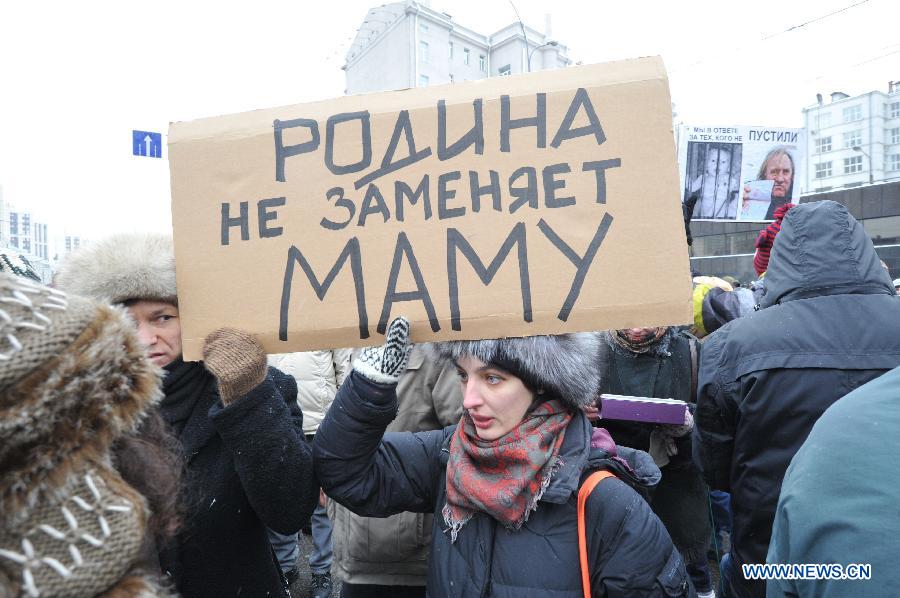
[419,41,429,63]
[814,136,832,153]
[843,130,862,149]
[9,213,17,235]
[814,113,831,129]
[498,64,511,76]
[449,41,453,59]
[842,105,862,122]
[890,102,900,118]
[22,238,30,252]
[889,154,900,172]
[463,48,470,65]
[419,22,428,33]
[814,162,832,178]
[891,127,900,144]
[479,55,486,72]
[844,155,863,174]
[418,74,429,87]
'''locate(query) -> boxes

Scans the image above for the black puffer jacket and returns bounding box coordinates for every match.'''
[160,365,316,597]
[693,200,900,598]
[315,372,693,597]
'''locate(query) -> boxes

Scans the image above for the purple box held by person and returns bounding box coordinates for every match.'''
[599,394,688,425]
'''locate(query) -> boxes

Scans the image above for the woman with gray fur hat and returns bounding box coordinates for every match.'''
[314,318,693,597]
[56,233,318,597]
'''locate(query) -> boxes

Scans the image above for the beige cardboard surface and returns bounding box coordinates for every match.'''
[169,56,692,360]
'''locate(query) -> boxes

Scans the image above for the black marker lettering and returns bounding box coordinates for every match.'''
[354,110,432,190]
[438,171,464,220]
[258,197,286,238]
[395,176,432,222]
[500,93,546,152]
[279,239,368,341]
[274,118,319,183]
[325,111,372,175]
[468,170,501,213]
[378,232,439,334]
[542,163,575,208]
[320,187,356,231]
[438,99,484,160]
[550,88,606,148]
[220,201,249,245]
[538,213,613,321]
[447,223,531,331]
[357,183,391,227]
[508,167,538,214]
[582,159,622,204]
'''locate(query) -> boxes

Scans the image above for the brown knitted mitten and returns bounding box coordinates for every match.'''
[202,328,267,405]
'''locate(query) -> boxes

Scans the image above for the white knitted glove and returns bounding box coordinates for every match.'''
[353,316,412,385]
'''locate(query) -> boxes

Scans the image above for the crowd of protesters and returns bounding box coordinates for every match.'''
[1,198,899,598]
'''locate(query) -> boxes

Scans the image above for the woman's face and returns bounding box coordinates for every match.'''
[126,300,182,367]
[455,356,536,441]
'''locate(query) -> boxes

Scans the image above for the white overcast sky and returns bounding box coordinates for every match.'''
[1,0,897,237]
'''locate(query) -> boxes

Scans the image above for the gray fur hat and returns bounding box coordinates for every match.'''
[55,233,177,305]
[429,333,606,410]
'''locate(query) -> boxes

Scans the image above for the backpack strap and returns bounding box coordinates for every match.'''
[688,335,699,402]
[578,470,617,598]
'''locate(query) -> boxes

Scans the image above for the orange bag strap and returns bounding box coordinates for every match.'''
[578,470,616,598]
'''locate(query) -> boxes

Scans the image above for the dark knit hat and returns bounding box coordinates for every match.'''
[55,233,177,305]
[429,333,606,410]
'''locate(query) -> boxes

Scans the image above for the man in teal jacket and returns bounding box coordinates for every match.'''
[766,365,900,597]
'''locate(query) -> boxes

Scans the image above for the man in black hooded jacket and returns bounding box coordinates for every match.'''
[692,200,900,598]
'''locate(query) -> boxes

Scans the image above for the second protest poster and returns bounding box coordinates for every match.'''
[677,125,805,221]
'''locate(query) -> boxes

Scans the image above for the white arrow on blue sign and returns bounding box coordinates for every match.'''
[133,130,162,158]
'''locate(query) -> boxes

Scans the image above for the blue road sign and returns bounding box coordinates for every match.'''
[133,130,162,158]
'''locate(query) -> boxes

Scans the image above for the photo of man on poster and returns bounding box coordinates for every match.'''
[741,146,795,220]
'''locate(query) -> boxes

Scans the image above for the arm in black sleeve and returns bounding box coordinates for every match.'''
[314,370,447,517]
[209,367,316,534]
[692,333,736,492]
[588,477,692,596]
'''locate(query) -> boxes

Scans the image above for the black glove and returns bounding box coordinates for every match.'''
[683,194,698,246]
[352,316,411,385]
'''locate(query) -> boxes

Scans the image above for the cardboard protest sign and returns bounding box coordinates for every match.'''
[677,125,805,221]
[168,56,692,359]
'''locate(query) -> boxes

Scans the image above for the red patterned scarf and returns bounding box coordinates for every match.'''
[442,399,572,542]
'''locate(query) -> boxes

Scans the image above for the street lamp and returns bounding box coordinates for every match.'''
[852,146,874,185]
[527,40,558,72]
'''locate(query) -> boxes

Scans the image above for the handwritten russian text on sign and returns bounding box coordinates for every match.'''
[169,57,691,359]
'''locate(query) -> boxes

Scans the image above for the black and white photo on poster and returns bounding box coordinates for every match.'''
[684,141,742,220]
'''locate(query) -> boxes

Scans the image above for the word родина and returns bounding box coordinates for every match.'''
[273,88,621,229]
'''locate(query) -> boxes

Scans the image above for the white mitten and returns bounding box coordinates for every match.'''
[353,316,412,385]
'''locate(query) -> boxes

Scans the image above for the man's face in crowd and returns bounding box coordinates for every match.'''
[765,153,793,198]
[619,327,661,345]
[126,300,183,367]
